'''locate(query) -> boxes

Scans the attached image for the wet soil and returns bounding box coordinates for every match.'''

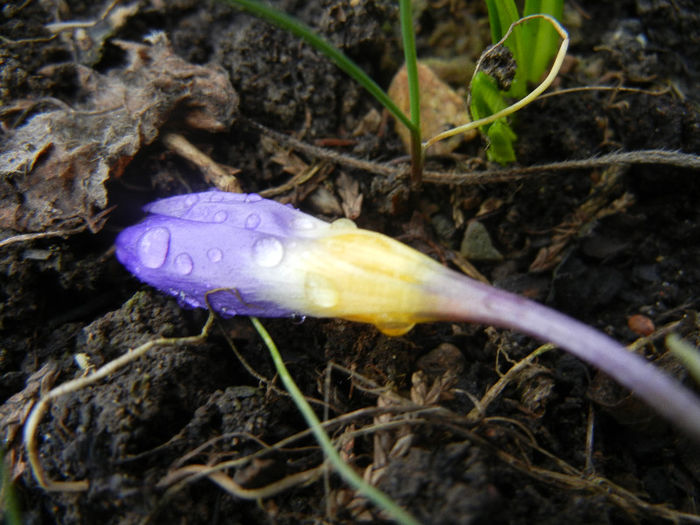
[1,0,700,523]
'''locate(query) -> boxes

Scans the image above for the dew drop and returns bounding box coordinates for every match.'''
[207,248,223,263]
[304,273,339,308]
[138,227,170,269]
[245,193,262,203]
[374,321,415,336]
[252,237,284,267]
[208,192,224,202]
[290,313,307,325]
[245,213,261,229]
[213,210,227,223]
[331,218,357,230]
[184,195,199,207]
[219,306,236,317]
[177,291,201,308]
[174,253,194,275]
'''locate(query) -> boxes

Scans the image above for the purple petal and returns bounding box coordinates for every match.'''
[115,191,325,317]
[142,190,324,237]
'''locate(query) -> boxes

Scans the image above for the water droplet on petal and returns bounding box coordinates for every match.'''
[208,192,224,202]
[213,210,227,223]
[138,227,170,269]
[184,195,199,207]
[219,306,236,316]
[207,248,223,263]
[174,253,194,275]
[292,217,315,230]
[176,291,201,308]
[304,273,339,308]
[252,237,284,267]
[331,218,357,230]
[245,193,262,203]
[245,213,261,229]
[290,313,307,324]
[374,321,415,336]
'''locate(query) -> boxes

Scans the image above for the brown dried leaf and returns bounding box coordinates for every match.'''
[336,172,363,219]
[309,186,343,216]
[387,62,476,156]
[0,33,238,232]
[351,107,382,136]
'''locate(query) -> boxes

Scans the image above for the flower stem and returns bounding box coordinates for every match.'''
[438,274,700,441]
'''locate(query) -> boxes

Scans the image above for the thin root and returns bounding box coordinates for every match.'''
[23,312,215,491]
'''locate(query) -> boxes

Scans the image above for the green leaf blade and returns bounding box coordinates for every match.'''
[469,71,517,165]
[220,0,415,133]
[523,0,564,83]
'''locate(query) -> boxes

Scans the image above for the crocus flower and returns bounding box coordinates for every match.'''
[116,190,700,441]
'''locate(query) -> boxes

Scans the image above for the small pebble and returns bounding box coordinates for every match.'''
[460,221,503,262]
[628,314,655,336]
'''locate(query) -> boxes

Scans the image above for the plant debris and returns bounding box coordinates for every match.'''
[0,33,238,233]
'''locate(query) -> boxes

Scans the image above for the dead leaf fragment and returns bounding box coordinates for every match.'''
[0,33,238,233]
[0,362,59,480]
[309,186,343,216]
[336,172,363,219]
[387,62,476,156]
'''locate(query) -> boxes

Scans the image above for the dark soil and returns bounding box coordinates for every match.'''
[2,0,700,524]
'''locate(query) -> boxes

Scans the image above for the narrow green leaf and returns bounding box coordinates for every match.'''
[398,0,424,185]
[1,449,22,525]
[486,120,517,164]
[469,72,517,164]
[399,0,419,130]
[667,334,700,386]
[484,0,520,42]
[470,72,508,121]
[523,0,564,83]
[251,317,420,525]
[483,0,526,98]
[220,0,415,133]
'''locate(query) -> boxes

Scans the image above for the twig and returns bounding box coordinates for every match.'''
[466,344,555,423]
[0,223,87,250]
[245,119,700,185]
[423,150,700,185]
[162,133,242,193]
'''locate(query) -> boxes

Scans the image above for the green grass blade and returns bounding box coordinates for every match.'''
[486,120,517,164]
[484,0,519,43]
[250,317,420,525]
[470,72,508,120]
[523,0,564,83]
[667,334,700,386]
[469,72,517,164]
[221,0,415,133]
[399,0,419,131]
[398,0,423,186]
[483,0,526,98]
[1,449,22,525]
